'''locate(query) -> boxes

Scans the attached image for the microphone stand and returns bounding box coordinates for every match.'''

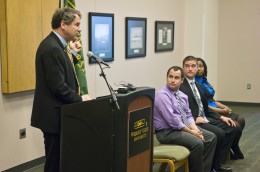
[96,61,119,172]
[97,62,120,110]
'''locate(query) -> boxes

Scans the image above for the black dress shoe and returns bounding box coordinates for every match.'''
[237,152,244,159]
[234,149,244,159]
[215,164,232,172]
[231,148,244,159]
[230,151,238,160]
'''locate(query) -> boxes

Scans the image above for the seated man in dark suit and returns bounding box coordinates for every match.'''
[179,55,239,172]
[154,66,217,172]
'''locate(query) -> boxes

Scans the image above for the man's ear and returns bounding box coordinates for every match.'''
[61,20,66,30]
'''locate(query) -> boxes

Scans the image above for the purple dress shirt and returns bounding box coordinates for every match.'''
[154,85,195,130]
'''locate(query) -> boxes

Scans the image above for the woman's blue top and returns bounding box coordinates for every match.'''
[195,76,218,108]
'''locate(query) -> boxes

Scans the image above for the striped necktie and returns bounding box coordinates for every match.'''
[174,91,190,127]
[65,45,80,95]
[190,81,209,122]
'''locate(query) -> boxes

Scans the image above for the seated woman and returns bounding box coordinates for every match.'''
[195,57,245,160]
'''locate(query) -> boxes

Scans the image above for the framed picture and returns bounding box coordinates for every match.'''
[126,17,147,58]
[155,21,174,52]
[88,12,114,64]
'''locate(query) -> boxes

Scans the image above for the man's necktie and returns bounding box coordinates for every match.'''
[174,91,190,127]
[190,81,209,122]
[65,45,80,95]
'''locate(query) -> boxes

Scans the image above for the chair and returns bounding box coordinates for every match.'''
[153,135,190,172]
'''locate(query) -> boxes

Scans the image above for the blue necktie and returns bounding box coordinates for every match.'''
[190,82,209,122]
[174,91,190,127]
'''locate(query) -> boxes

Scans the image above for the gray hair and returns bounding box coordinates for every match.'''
[51,7,81,29]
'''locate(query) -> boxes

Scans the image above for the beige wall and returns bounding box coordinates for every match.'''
[0,0,259,170]
[0,0,186,170]
[79,0,186,97]
[217,0,260,102]
[184,0,219,96]
[0,91,44,170]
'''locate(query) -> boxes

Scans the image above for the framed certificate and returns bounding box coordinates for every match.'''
[155,21,174,52]
[126,17,147,58]
[89,12,114,63]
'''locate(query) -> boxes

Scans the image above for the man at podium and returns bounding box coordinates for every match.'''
[31,7,90,172]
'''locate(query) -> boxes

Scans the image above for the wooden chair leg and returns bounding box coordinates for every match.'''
[185,159,189,172]
[158,163,168,172]
[154,158,188,172]
[158,161,175,172]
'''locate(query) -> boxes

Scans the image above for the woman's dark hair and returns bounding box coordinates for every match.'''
[196,57,208,77]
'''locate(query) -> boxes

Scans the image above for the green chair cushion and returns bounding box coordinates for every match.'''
[153,145,190,161]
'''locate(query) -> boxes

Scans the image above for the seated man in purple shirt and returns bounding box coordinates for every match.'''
[154,66,217,172]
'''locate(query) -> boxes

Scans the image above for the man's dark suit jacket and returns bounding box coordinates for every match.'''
[179,78,221,120]
[31,32,82,134]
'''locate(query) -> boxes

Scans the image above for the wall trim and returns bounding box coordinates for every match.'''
[2,156,45,172]
[218,101,260,107]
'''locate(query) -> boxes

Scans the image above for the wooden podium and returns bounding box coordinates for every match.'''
[60,87,155,172]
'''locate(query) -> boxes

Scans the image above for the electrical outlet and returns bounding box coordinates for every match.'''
[247,83,251,90]
[19,128,26,139]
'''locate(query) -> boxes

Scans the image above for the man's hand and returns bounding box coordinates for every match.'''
[82,94,91,101]
[190,129,205,141]
[69,40,82,53]
[220,116,236,127]
[195,116,207,124]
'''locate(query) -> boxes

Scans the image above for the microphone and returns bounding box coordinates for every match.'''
[87,51,110,67]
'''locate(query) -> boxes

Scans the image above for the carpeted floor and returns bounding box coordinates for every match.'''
[153,103,260,172]
[25,104,260,172]
[224,104,260,172]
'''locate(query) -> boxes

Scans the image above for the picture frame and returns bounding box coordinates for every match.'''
[88,12,114,64]
[126,17,147,58]
[155,21,174,52]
